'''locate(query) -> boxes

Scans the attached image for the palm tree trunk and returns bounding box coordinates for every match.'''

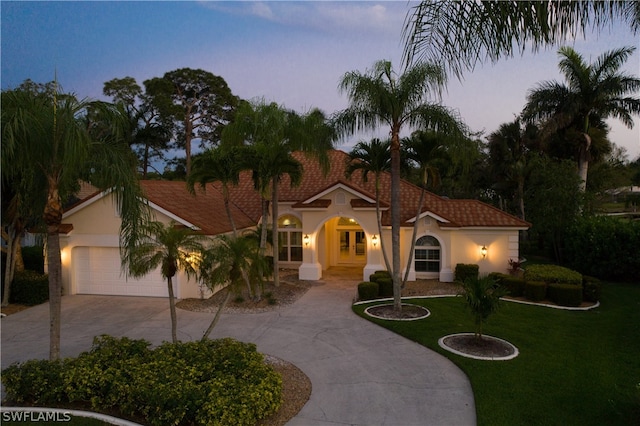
[403,186,426,288]
[375,178,393,274]
[201,287,232,341]
[2,227,21,307]
[167,276,178,343]
[577,132,591,193]
[223,188,253,298]
[44,176,63,361]
[259,199,269,255]
[390,128,402,312]
[272,177,280,287]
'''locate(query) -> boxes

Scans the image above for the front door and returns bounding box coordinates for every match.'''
[338,230,366,264]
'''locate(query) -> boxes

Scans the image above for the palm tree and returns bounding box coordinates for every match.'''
[403,1,640,78]
[523,46,640,192]
[222,100,335,286]
[126,221,205,343]
[200,234,268,340]
[1,85,148,360]
[487,119,538,219]
[188,145,259,299]
[334,59,466,311]
[459,276,508,340]
[345,139,393,273]
[401,130,450,286]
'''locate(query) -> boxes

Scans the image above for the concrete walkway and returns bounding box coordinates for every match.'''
[1,270,476,425]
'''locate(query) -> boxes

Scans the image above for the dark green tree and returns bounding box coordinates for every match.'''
[144,68,239,177]
[103,77,171,178]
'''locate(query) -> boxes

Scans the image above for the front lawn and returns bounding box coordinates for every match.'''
[353,282,640,425]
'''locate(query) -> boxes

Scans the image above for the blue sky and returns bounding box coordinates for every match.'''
[2,1,639,160]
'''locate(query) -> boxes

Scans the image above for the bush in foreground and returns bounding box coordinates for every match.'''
[2,336,282,426]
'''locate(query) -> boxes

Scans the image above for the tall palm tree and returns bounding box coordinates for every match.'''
[126,221,205,343]
[199,234,268,340]
[403,1,640,78]
[222,100,335,286]
[334,60,466,311]
[401,130,450,286]
[523,46,640,192]
[1,86,148,360]
[345,138,393,273]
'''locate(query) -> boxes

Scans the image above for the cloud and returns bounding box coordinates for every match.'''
[199,1,409,37]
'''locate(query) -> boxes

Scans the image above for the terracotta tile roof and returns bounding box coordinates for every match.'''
[68,150,530,233]
[140,181,258,235]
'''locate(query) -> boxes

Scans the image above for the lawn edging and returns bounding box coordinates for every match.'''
[1,407,141,425]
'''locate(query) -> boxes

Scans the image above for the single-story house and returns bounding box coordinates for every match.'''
[59,150,530,299]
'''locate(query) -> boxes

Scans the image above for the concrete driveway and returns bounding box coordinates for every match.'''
[1,274,476,425]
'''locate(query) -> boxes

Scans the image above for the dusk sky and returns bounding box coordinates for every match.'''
[2,1,639,161]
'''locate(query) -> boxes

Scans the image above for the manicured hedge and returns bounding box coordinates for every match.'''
[10,270,49,305]
[524,264,582,285]
[524,281,547,302]
[376,278,393,298]
[455,264,479,283]
[501,276,526,297]
[548,283,583,307]
[2,336,282,426]
[563,216,640,282]
[582,276,602,303]
[358,281,379,301]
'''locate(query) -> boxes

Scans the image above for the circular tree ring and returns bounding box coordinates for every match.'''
[364,303,430,321]
[439,333,518,360]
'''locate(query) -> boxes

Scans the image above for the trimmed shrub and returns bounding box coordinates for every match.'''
[523,264,582,285]
[455,264,479,283]
[376,277,393,298]
[22,245,45,274]
[1,336,282,426]
[10,270,49,305]
[358,281,379,301]
[502,276,525,297]
[548,283,583,307]
[524,281,547,302]
[563,216,640,282]
[369,270,391,283]
[583,276,602,303]
[1,359,66,405]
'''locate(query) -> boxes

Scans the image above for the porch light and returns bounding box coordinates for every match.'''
[481,245,487,259]
[372,235,378,247]
[304,234,310,247]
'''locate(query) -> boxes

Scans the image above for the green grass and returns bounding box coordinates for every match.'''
[353,283,640,425]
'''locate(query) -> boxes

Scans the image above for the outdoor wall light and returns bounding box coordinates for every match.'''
[481,245,487,259]
[372,235,378,247]
[304,234,310,247]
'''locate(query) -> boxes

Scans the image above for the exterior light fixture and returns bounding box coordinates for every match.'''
[481,245,487,259]
[372,235,378,247]
[304,234,310,247]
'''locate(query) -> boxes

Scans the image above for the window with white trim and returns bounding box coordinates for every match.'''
[414,235,440,273]
[278,215,302,262]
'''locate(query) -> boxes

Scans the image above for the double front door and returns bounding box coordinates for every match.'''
[339,230,366,264]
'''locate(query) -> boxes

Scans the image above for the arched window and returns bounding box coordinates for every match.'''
[278,215,302,262]
[414,236,440,273]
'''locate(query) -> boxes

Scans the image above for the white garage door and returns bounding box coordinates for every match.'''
[74,247,170,297]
